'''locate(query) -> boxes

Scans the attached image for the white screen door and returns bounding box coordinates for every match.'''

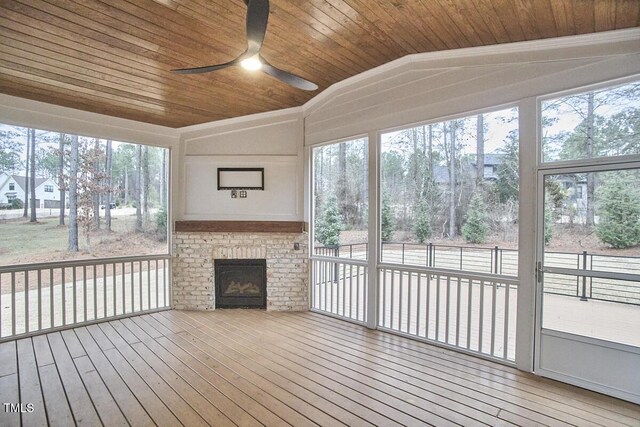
[535,165,640,404]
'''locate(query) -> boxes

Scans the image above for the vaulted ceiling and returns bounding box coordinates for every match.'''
[1,1,639,127]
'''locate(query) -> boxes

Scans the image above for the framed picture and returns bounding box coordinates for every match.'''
[217,167,265,190]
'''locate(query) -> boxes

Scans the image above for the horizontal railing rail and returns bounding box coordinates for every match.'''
[313,243,368,260]
[0,254,171,341]
[378,265,517,363]
[316,241,640,305]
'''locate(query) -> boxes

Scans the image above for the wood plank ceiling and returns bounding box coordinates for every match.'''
[0,1,639,128]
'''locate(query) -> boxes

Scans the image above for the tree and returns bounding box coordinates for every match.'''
[76,142,108,253]
[381,193,394,242]
[0,130,22,173]
[105,140,113,231]
[93,139,101,230]
[595,174,640,249]
[496,130,519,203]
[160,148,167,208]
[23,129,30,218]
[476,114,485,186]
[544,203,553,245]
[315,196,342,247]
[142,145,150,221]
[414,199,432,243]
[462,191,489,243]
[68,135,79,251]
[135,144,143,232]
[58,134,66,225]
[29,128,36,222]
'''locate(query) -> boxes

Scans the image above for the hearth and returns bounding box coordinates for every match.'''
[215,259,267,308]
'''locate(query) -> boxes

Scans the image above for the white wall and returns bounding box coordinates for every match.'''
[177,108,304,221]
[303,30,640,145]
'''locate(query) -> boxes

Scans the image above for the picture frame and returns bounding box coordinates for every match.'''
[217,167,265,190]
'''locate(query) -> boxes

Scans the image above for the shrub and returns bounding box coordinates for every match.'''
[315,196,342,247]
[414,200,432,243]
[155,207,167,241]
[11,198,23,209]
[595,175,640,249]
[462,192,489,244]
[544,203,553,245]
[381,193,394,242]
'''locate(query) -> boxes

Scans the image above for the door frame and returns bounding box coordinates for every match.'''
[534,161,640,404]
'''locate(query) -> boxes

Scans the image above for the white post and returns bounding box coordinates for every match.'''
[516,97,538,371]
[366,130,379,329]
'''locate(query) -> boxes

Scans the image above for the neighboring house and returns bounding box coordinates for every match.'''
[431,153,506,185]
[0,172,62,208]
[478,153,504,181]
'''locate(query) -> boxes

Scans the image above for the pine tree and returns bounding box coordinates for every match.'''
[381,193,394,242]
[595,174,640,249]
[414,199,432,243]
[315,196,342,247]
[462,192,488,243]
[544,203,553,245]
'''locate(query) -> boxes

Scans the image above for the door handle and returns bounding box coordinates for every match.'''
[536,261,543,283]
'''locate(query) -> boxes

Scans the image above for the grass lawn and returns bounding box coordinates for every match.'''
[0,214,167,266]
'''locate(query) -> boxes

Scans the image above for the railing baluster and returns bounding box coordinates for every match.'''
[466,279,472,350]
[139,262,143,312]
[147,260,151,311]
[390,269,395,330]
[426,273,431,339]
[479,280,485,353]
[349,263,353,319]
[456,277,461,347]
[50,269,54,329]
[435,275,441,341]
[102,264,106,318]
[155,260,159,309]
[121,262,125,315]
[338,264,347,316]
[112,264,116,317]
[324,260,328,312]
[445,276,450,344]
[503,284,510,360]
[491,281,497,357]
[416,273,422,337]
[0,274,3,337]
[72,267,77,325]
[130,262,134,313]
[25,271,29,333]
[399,270,404,332]
[82,265,87,322]
[37,269,42,331]
[381,269,387,327]
[11,272,16,336]
[407,272,412,334]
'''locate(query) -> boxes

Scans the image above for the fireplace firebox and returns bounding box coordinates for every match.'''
[214,259,267,309]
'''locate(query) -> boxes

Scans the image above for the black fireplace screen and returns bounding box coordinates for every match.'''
[214,259,266,308]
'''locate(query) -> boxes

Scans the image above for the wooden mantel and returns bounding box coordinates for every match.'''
[174,221,307,233]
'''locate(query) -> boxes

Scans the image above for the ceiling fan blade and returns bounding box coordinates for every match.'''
[261,60,318,91]
[246,0,269,55]
[171,58,238,74]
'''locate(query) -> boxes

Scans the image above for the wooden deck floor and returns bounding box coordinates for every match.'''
[1,310,639,426]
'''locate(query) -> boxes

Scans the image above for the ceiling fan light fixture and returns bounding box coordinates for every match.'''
[240,55,262,71]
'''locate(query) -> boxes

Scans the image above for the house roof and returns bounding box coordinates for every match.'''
[8,175,49,192]
[0,1,637,127]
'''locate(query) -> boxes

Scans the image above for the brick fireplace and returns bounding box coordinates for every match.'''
[172,224,308,311]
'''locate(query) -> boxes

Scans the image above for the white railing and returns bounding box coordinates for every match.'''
[310,256,368,324]
[0,254,171,341]
[378,264,518,362]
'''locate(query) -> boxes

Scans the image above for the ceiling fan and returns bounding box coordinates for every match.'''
[172,0,318,91]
